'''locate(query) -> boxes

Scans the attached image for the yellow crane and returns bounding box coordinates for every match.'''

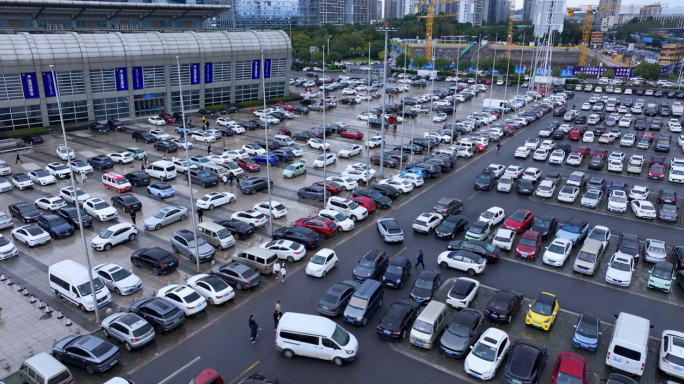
[414,0,460,63]
[506,0,515,58]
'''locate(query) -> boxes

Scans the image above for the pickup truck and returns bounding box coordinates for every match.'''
[673,102,683,117]
[410,105,431,114]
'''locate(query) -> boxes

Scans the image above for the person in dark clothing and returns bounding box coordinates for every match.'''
[415,250,424,268]
[228,173,234,186]
[249,315,259,343]
[130,210,136,225]
[15,153,22,164]
[207,145,212,155]
[274,310,280,331]
[197,207,203,222]
[497,143,501,151]
[236,175,241,188]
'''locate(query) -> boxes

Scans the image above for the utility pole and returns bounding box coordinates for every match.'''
[322,47,328,209]
[376,24,398,178]
[261,50,274,236]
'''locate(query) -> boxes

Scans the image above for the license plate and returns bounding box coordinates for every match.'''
[490,313,498,318]
[386,283,394,287]
[169,262,174,266]
[512,380,522,384]
[613,357,622,363]
[253,282,259,286]
[416,300,422,303]
[413,341,423,346]
[444,349,453,355]
[469,372,479,378]
[197,303,202,308]
[674,366,683,372]
[383,330,391,335]
[173,318,180,324]
[613,280,621,285]
[131,286,140,292]
[99,301,107,307]
[91,245,97,249]
[110,360,117,367]
[653,176,659,179]
[345,319,354,324]
[143,337,151,343]
[356,276,363,280]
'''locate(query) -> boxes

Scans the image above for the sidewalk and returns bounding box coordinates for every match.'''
[0,275,87,377]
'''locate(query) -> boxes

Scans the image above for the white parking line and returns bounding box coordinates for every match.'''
[158,356,201,384]
[388,343,481,384]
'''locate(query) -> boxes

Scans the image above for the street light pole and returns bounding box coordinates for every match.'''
[322,47,328,209]
[409,121,414,162]
[376,24,398,179]
[50,64,100,323]
[261,50,274,236]
[517,33,526,100]
[488,33,498,109]
[366,42,371,188]
[176,56,201,272]
[326,35,332,55]
[399,42,407,172]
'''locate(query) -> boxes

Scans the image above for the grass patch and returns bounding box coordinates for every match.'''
[205,105,227,112]
[4,127,49,138]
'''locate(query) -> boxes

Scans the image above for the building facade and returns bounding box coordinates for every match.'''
[522,0,532,20]
[0,30,291,130]
[593,0,621,28]
[533,0,567,37]
[640,4,663,16]
[458,0,483,25]
[660,43,684,66]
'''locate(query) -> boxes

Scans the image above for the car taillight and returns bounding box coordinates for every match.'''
[131,337,140,342]
[607,352,610,359]
[160,264,167,268]
[245,281,252,285]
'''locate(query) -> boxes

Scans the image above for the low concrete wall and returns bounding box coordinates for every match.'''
[411,45,580,68]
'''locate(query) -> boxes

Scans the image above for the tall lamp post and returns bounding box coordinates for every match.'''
[261,50,274,235]
[366,42,372,188]
[176,56,201,272]
[376,24,398,178]
[50,64,101,323]
[322,47,328,209]
[399,41,408,171]
[488,33,499,108]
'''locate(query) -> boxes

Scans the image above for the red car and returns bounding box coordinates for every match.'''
[574,125,587,134]
[294,217,337,239]
[575,146,591,157]
[569,130,582,140]
[340,130,364,139]
[504,209,534,233]
[281,104,293,111]
[648,164,665,180]
[191,369,224,384]
[277,129,292,136]
[551,352,587,384]
[339,98,358,105]
[516,230,542,259]
[385,115,397,124]
[353,196,376,213]
[312,181,343,195]
[485,79,492,85]
[641,132,655,142]
[159,113,176,123]
[237,158,260,172]
[592,148,607,159]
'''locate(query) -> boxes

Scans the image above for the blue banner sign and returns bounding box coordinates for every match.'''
[642,36,653,43]
[204,63,213,84]
[132,67,143,90]
[42,71,56,98]
[21,73,39,99]
[252,60,261,79]
[190,63,200,85]
[264,59,271,79]
[115,68,128,91]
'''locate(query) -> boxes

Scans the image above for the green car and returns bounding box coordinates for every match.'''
[636,138,650,150]
[464,220,491,241]
[648,261,675,292]
[283,160,307,178]
[126,147,147,160]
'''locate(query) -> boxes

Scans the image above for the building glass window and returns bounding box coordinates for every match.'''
[205,87,231,106]
[97,20,107,28]
[141,20,151,28]
[133,93,166,117]
[171,90,199,111]
[55,71,86,96]
[90,69,117,93]
[37,19,48,28]
[271,58,287,77]
[0,19,9,28]
[0,74,25,101]
[234,84,259,102]
[110,20,120,26]
[235,61,252,81]
[61,20,72,28]
[159,20,172,28]
[47,100,88,125]
[20,20,33,28]
[175,20,185,28]
[129,20,139,26]
[170,64,191,86]
[93,97,130,120]
[0,105,42,131]
[75,20,87,28]
[264,81,285,98]
[143,66,166,88]
[213,62,232,83]
[192,20,202,28]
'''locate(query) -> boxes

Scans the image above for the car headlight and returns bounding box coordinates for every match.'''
[545,318,551,323]
[527,312,532,318]
[346,350,355,355]
[396,279,401,283]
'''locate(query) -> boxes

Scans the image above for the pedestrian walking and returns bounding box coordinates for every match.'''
[236,174,241,188]
[202,124,206,132]
[197,207,203,223]
[273,262,281,280]
[276,300,281,314]
[206,121,210,130]
[180,130,184,139]
[280,263,287,283]
[207,145,212,155]
[202,115,206,124]
[497,143,501,151]
[274,310,281,331]
[415,250,425,268]
[80,172,88,185]
[222,174,228,186]
[130,210,136,225]
[228,173,234,187]
[222,140,226,150]
[141,163,145,172]
[15,153,22,164]
[249,315,259,343]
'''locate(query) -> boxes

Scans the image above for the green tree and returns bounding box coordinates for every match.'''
[633,62,662,81]
[327,52,342,64]
[329,40,349,57]
[312,51,323,63]
[576,72,588,80]
[370,40,385,59]
[434,57,451,71]
[292,34,311,51]
[395,53,409,69]
[457,60,472,71]
[551,67,561,77]
[413,55,429,68]
[603,69,615,79]
[478,57,494,71]
[495,58,515,76]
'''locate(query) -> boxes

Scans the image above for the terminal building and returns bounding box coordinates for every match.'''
[0,0,291,131]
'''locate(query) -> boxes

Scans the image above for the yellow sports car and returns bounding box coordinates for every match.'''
[525,292,559,331]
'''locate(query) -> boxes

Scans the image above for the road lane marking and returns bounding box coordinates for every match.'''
[158,356,201,384]
[228,361,260,384]
[389,247,407,261]
[388,343,480,384]
[468,190,480,200]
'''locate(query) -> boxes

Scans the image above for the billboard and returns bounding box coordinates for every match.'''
[252,60,261,79]
[573,65,633,78]
[190,63,200,85]
[204,63,213,84]
[42,71,56,98]
[590,31,604,44]
[560,69,573,77]
[642,36,654,43]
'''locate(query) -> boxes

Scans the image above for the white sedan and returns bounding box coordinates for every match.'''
[224,149,250,160]
[148,116,166,125]
[187,274,235,305]
[491,228,515,250]
[34,195,67,212]
[231,210,267,228]
[607,159,623,172]
[557,186,581,203]
[393,173,424,187]
[631,200,656,219]
[338,144,362,158]
[45,162,71,179]
[28,170,56,186]
[535,180,556,198]
[317,209,354,231]
[11,225,51,247]
[521,167,542,182]
[83,198,118,222]
[605,253,634,287]
[539,140,556,151]
[669,166,684,183]
[542,238,572,267]
[477,207,505,226]
[514,147,531,158]
[260,239,306,262]
[565,153,583,166]
[412,213,444,233]
[524,138,539,150]
[216,117,234,126]
[56,146,75,160]
[532,149,549,161]
[607,190,628,213]
[326,176,358,191]
[433,113,447,122]
[108,152,134,164]
[149,130,171,140]
[91,223,138,251]
[629,185,650,200]
[445,277,480,309]
[92,262,141,295]
[157,285,206,316]
[486,164,505,178]
[69,160,94,174]
[342,88,357,95]
[313,153,337,168]
[620,134,636,147]
[307,138,331,151]
[253,201,288,218]
[191,132,217,143]
[548,150,565,165]
[464,328,510,380]
[305,248,338,277]
[171,138,193,150]
[581,103,591,110]
[357,112,376,121]
[583,132,595,143]
[670,121,683,133]
[379,178,413,193]
[504,165,524,178]
[196,192,235,210]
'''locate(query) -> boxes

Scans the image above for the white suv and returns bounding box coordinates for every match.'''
[325,196,368,221]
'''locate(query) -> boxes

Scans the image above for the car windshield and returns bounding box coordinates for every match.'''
[531,300,553,316]
[412,319,433,334]
[611,259,631,272]
[481,211,495,219]
[311,255,326,265]
[110,269,131,282]
[359,258,375,268]
[578,251,596,263]
[469,225,483,234]
[153,210,169,219]
[447,319,473,338]
[415,278,433,290]
[100,230,114,239]
[471,342,497,362]
[585,191,599,200]
[520,237,537,247]
[653,265,672,279]
[0,237,10,246]
[348,296,368,309]
[77,277,104,296]
[93,202,109,210]
[561,223,581,233]
[187,237,207,248]
[387,265,403,274]
[611,195,626,203]
[511,211,527,221]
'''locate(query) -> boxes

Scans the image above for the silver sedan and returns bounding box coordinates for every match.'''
[143,206,189,231]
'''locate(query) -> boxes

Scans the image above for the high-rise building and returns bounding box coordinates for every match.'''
[593,0,620,28]
[533,0,566,37]
[640,4,662,16]
[322,0,345,25]
[522,0,532,20]
[458,0,483,25]
[483,0,510,23]
[346,0,370,24]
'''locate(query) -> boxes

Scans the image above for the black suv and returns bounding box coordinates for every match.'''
[474,171,496,191]
[197,108,218,118]
[353,249,389,281]
[36,214,74,239]
[130,247,179,275]
[132,131,156,143]
[129,298,185,334]
[56,206,92,228]
[153,140,178,153]
[88,121,109,134]
[106,120,126,131]
[186,169,219,188]
[433,197,463,216]
[409,268,441,304]
[125,171,151,187]
[272,226,320,248]
[9,202,41,223]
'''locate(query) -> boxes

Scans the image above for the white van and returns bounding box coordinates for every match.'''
[276,312,359,366]
[49,259,111,312]
[274,135,295,147]
[19,352,73,384]
[202,163,230,179]
[457,140,475,151]
[606,312,652,376]
[145,160,177,181]
[409,301,448,349]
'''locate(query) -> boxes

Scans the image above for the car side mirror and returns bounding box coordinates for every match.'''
[469,345,474,349]
[528,304,532,307]
[552,312,557,315]
[573,325,577,328]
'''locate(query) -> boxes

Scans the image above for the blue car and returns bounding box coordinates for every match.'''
[87,156,115,170]
[147,182,175,198]
[272,149,294,161]
[608,181,629,196]
[555,218,589,246]
[252,154,279,166]
[401,167,427,179]
[572,312,600,351]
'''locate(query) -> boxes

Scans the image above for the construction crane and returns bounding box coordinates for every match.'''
[506,0,515,58]
[568,3,669,66]
[414,0,460,63]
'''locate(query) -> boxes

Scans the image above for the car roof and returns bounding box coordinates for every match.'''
[565,218,586,226]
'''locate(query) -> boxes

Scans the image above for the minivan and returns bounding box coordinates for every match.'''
[49,259,112,312]
[202,163,231,180]
[410,300,448,349]
[233,246,278,274]
[606,312,652,376]
[343,279,384,326]
[19,352,73,384]
[145,160,177,181]
[274,135,295,147]
[276,312,358,366]
[573,239,604,276]
[198,222,235,250]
